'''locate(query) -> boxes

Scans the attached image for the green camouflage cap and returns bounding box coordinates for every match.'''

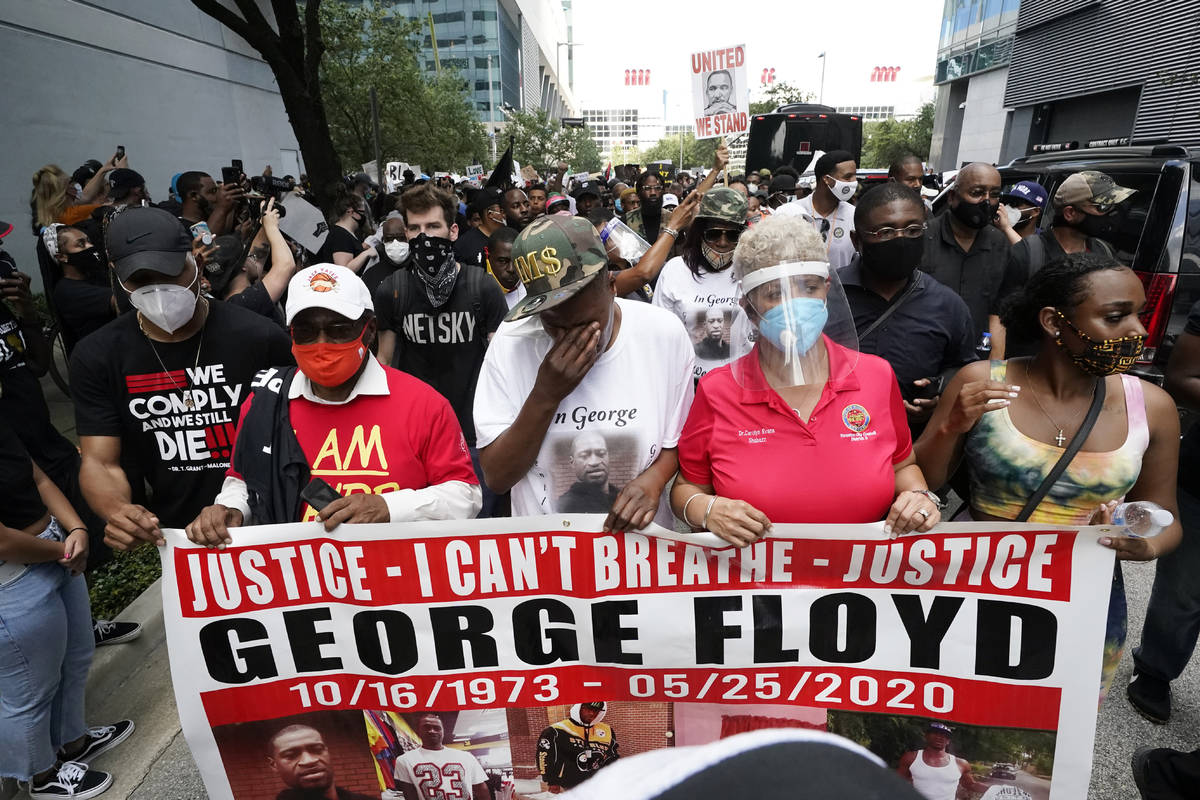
[505,215,608,321]
[697,187,749,227]
[1052,170,1136,209]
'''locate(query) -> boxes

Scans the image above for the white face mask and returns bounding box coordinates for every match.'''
[826,176,858,201]
[123,265,199,334]
[384,239,409,263]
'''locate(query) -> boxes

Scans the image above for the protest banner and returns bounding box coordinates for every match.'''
[161,518,1112,800]
[690,44,749,139]
[466,164,485,178]
[276,194,329,255]
[384,162,408,193]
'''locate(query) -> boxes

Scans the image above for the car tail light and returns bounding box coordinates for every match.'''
[788,113,797,118]
[1135,271,1177,363]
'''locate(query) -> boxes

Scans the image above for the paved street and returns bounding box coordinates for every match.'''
[30,375,1200,799]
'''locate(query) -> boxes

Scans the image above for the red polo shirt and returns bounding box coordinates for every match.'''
[678,339,912,523]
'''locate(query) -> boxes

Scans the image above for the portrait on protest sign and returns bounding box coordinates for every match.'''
[364,709,512,800]
[506,702,669,794]
[690,44,749,139]
[211,710,379,800]
[549,430,640,514]
[827,711,1056,800]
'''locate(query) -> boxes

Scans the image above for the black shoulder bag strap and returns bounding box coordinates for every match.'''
[1015,377,1107,522]
[857,274,922,341]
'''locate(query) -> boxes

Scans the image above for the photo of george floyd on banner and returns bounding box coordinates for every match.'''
[690,45,749,140]
[160,517,1114,800]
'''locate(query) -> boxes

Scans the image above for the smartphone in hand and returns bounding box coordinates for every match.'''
[300,477,342,512]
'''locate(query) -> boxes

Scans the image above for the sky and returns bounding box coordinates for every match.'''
[566,0,945,122]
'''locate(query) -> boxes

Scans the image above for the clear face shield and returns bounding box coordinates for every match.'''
[730,260,859,388]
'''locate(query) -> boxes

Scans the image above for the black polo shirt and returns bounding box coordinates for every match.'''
[919,212,1011,339]
[840,257,976,401]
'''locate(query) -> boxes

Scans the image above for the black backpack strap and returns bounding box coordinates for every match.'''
[1026,233,1047,278]
[857,275,921,342]
[1015,377,1107,522]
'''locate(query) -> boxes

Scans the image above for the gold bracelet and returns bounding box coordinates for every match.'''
[681,492,707,527]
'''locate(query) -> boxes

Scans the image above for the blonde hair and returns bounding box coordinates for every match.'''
[733,214,827,281]
[31,164,70,229]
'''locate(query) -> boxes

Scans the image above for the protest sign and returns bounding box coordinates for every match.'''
[466,164,484,178]
[384,162,408,193]
[276,194,329,255]
[691,44,749,139]
[162,518,1112,800]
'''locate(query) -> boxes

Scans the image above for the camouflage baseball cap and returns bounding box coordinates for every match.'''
[1052,170,1136,209]
[505,215,608,321]
[697,186,749,227]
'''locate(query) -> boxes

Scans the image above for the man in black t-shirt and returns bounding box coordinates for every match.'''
[454,187,506,269]
[375,184,507,515]
[72,207,292,549]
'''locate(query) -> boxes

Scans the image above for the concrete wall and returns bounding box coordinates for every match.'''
[956,67,1010,166]
[0,0,300,290]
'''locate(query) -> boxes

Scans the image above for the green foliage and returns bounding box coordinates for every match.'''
[88,546,162,620]
[319,2,488,173]
[860,102,936,169]
[505,110,603,174]
[642,133,718,171]
[749,81,815,115]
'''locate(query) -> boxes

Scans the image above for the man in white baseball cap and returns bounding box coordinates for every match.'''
[185,264,480,545]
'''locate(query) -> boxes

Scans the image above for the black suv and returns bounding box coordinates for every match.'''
[997,144,1200,385]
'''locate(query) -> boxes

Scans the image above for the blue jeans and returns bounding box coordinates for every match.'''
[1133,486,1200,683]
[0,524,94,780]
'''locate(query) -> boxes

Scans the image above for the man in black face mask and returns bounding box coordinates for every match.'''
[844,184,975,432]
[991,170,1132,359]
[374,184,508,516]
[919,162,1011,345]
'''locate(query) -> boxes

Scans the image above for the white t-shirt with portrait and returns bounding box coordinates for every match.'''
[474,298,695,526]
[394,746,487,800]
[774,194,857,269]
[651,256,744,380]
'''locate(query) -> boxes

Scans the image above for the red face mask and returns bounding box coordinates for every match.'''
[291,332,367,387]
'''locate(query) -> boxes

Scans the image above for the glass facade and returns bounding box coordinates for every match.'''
[837,105,896,120]
[386,0,521,122]
[934,0,1019,84]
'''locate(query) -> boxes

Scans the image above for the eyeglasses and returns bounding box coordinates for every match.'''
[963,188,1004,201]
[289,320,365,345]
[862,222,928,241]
[703,228,742,245]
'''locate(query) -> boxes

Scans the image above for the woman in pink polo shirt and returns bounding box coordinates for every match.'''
[670,215,942,546]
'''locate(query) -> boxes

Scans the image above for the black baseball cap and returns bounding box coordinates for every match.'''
[106,206,192,280]
[769,174,798,194]
[471,186,505,215]
[108,168,146,197]
[571,180,600,200]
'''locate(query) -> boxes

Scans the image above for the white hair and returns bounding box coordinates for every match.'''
[733,215,827,281]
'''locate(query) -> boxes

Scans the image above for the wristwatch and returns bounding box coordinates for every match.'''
[912,489,947,510]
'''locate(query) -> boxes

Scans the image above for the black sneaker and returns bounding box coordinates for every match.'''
[1131,746,1161,799]
[93,618,141,646]
[27,761,112,799]
[64,720,136,763]
[1127,671,1171,724]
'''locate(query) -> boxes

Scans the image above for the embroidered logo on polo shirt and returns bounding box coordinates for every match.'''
[842,404,870,433]
[833,227,845,239]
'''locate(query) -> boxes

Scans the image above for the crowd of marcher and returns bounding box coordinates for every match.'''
[0,140,1197,800]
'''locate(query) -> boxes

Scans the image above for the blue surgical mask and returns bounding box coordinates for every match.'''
[758,297,827,355]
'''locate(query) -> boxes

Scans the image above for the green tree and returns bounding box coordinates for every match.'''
[318,2,487,175]
[750,81,816,115]
[642,132,718,170]
[190,0,343,209]
[860,102,936,169]
[504,109,602,174]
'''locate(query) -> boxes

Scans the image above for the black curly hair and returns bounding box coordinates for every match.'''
[998,251,1129,344]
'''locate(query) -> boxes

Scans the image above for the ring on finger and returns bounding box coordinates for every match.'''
[917,508,930,519]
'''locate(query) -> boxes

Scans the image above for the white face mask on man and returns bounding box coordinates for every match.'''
[121,261,200,334]
[825,176,859,202]
[383,239,410,263]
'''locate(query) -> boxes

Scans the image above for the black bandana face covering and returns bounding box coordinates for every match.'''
[410,233,457,307]
[1054,310,1145,376]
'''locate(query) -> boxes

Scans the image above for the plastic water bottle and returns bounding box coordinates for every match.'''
[977,331,992,360]
[1111,501,1174,538]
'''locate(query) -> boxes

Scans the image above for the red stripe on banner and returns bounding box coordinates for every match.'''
[198,666,1061,730]
[176,530,1077,618]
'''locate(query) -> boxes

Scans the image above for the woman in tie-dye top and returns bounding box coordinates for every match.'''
[916,252,1181,700]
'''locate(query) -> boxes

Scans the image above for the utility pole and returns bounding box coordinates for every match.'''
[488,54,497,162]
[818,52,826,104]
[428,12,441,74]
[370,86,382,186]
